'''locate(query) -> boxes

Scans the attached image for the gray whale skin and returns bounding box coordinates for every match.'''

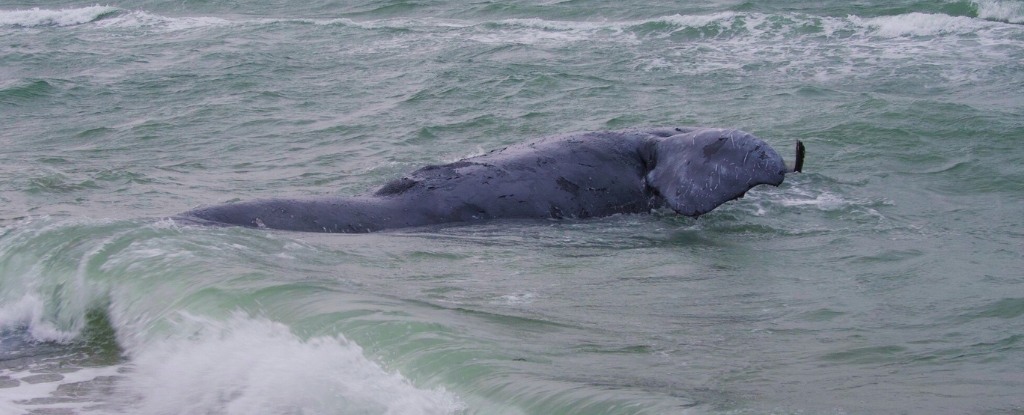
[179,127,804,233]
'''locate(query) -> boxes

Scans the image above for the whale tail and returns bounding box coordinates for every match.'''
[785,140,805,173]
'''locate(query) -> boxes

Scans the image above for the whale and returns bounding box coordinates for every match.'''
[179,127,805,233]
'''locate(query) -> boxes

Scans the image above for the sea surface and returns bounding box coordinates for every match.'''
[2,1,1023,414]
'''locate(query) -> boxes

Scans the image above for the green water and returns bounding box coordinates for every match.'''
[1,1,1023,414]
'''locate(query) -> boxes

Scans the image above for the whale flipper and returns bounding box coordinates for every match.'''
[645,129,788,217]
[786,140,805,173]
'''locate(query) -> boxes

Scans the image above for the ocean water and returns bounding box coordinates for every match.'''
[1,0,1023,414]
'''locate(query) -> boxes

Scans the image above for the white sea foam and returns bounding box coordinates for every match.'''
[6,7,1018,47]
[647,12,744,33]
[417,10,1023,78]
[779,191,852,210]
[0,364,125,415]
[0,219,104,344]
[633,10,1019,84]
[848,12,990,37]
[974,0,1024,23]
[0,6,235,31]
[495,17,606,31]
[93,10,233,31]
[467,18,629,45]
[0,309,465,415]
[0,5,117,27]
[641,10,1011,40]
[496,292,536,305]
[470,14,745,45]
[0,218,185,346]
[0,294,77,342]
[120,313,463,415]
[650,10,1018,39]
[320,17,470,30]
[775,187,887,220]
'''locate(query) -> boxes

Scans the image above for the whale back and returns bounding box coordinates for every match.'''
[646,129,786,217]
[180,128,795,232]
[376,131,660,221]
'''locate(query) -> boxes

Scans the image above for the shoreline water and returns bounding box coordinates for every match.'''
[2,1,1023,414]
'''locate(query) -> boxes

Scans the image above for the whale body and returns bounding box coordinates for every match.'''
[180,127,804,232]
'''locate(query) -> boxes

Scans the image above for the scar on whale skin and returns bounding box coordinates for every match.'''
[178,127,805,233]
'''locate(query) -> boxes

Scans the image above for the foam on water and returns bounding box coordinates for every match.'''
[0,218,461,414]
[0,6,237,32]
[92,10,234,32]
[301,10,1022,88]
[1,310,462,415]
[779,190,863,211]
[0,294,75,343]
[1,226,463,415]
[649,12,742,30]
[120,313,463,415]
[0,6,117,27]
[848,12,998,37]
[0,364,125,415]
[468,20,617,45]
[974,0,1024,23]
[0,218,122,344]
[8,7,1019,60]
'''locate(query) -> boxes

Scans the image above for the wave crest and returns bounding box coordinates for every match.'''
[124,314,464,415]
[974,0,1024,23]
[0,5,118,27]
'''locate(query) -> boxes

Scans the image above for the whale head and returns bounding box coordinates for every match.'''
[646,129,798,217]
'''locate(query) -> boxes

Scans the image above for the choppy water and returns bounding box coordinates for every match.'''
[2,1,1023,414]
